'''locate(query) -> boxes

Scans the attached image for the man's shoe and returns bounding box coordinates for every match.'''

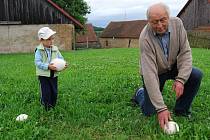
[135,88,145,107]
[131,88,145,107]
[131,96,138,107]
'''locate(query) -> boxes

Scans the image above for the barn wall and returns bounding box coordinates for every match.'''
[179,0,198,30]
[198,0,210,26]
[0,24,74,53]
[0,0,73,24]
[99,38,139,48]
[179,0,210,30]
[129,39,139,48]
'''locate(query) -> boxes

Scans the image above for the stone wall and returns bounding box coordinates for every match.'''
[76,42,100,50]
[188,31,210,48]
[0,24,74,53]
[99,33,210,49]
[99,38,139,48]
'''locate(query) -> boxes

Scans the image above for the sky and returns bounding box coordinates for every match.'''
[84,0,189,27]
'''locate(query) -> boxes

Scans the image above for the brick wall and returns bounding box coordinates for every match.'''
[0,24,74,53]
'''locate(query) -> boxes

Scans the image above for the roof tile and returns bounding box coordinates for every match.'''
[76,24,98,43]
[100,20,147,39]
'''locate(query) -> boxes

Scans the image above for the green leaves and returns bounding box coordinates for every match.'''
[51,0,91,24]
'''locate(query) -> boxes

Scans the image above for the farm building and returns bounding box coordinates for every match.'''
[0,0,83,53]
[76,24,99,49]
[99,20,147,48]
[178,0,210,48]
[177,0,210,30]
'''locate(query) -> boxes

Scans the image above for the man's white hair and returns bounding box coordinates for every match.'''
[146,2,170,20]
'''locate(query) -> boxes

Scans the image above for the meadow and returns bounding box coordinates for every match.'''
[0,48,210,140]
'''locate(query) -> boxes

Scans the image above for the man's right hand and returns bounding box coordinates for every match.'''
[157,109,172,129]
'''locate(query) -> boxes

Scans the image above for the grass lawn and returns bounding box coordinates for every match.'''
[0,48,210,139]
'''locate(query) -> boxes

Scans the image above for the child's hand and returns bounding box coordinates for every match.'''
[48,63,57,71]
[64,63,68,70]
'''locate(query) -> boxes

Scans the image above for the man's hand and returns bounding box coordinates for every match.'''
[172,80,184,99]
[157,109,172,129]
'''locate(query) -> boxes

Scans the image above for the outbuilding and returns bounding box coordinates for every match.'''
[99,20,147,48]
[0,0,83,53]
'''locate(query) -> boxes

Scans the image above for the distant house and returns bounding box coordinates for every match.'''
[0,0,83,53]
[76,24,98,49]
[177,0,210,30]
[99,20,147,48]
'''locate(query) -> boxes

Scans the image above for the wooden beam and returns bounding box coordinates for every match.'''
[0,21,21,24]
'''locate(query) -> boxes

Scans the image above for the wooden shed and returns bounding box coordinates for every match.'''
[99,20,147,48]
[177,0,210,30]
[0,0,83,53]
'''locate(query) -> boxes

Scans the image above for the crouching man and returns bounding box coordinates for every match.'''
[133,2,203,129]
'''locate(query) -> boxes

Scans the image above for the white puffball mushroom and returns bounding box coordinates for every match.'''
[51,58,66,71]
[164,121,179,135]
[16,114,28,121]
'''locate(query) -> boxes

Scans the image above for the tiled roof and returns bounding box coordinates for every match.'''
[100,20,147,39]
[76,24,98,43]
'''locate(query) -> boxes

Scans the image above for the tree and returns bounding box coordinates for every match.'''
[93,26,104,31]
[52,0,90,24]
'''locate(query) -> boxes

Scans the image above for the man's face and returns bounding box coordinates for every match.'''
[148,10,169,35]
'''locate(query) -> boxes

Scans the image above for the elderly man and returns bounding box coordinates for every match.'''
[133,3,203,129]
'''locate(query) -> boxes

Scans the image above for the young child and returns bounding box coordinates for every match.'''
[35,27,66,111]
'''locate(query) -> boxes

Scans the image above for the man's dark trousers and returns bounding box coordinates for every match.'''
[139,67,203,116]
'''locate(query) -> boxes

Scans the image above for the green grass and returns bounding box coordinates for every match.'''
[0,48,210,139]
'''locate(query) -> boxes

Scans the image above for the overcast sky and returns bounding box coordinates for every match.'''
[84,0,189,27]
